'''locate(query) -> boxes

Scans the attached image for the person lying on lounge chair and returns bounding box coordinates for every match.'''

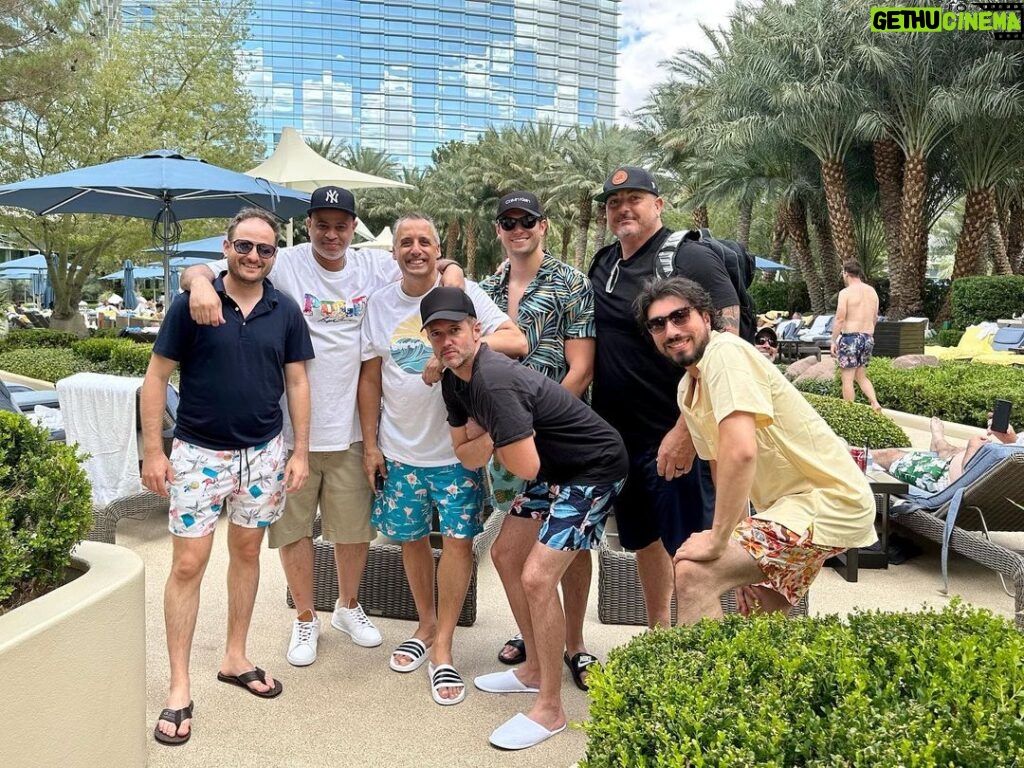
[871,416,1020,494]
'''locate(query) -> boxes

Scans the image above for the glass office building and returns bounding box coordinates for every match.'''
[121,1,619,168]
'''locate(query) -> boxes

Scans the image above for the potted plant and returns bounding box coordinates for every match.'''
[0,411,147,765]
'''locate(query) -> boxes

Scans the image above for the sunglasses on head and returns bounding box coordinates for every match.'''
[756,335,778,348]
[231,239,278,259]
[645,306,694,334]
[497,214,541,231]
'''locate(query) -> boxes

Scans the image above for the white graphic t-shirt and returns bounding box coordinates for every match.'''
[206,243,400,451]
[360,279,508,467]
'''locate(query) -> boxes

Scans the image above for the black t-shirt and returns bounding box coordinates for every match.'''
[588,227,737,450]
[441,344,628,485]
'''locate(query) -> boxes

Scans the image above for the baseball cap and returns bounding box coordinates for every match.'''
[496,191,544,219]
[419,287,477,329]
[594,166,660,203]
[307,185,357,217]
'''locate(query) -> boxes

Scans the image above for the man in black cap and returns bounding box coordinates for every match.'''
[422,286,627,750]
[754,326,780,363]
[479,191,601,689]
[179,187,465,670]
[587,166,740,629]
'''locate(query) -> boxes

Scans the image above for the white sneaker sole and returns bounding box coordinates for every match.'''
[287,649,317,667]
[331,616,382,647]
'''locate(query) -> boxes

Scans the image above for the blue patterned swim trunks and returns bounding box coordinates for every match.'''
[837,332,874,369]
[509,478,626,551]
[372,459,484,541]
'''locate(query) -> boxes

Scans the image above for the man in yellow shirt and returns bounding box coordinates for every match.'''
[635,277,877,621]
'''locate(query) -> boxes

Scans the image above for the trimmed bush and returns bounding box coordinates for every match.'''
[0,348,95,382]
[793,358,1024,427]
[935,328,964,347]
[951,275,1024,327]
[803,392,909,448]
[89,328,123,340]
[583,604,1024,767]
[0,412,93,610]
[0,329,78,353]
[108,342,153,376]
[72,337,135,364]
[749,278,810,315]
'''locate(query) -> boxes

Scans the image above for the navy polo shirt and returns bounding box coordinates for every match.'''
[154,274,314,451]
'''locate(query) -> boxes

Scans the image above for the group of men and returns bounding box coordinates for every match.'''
[141,167,879,751]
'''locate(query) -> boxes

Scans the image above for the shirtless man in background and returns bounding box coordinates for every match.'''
[830,260,882,412]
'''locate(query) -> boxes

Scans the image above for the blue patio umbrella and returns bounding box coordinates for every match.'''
[0,253,48,274]
[168,268,181,307]
[0,149,309,300]
[755,255,793,271]
[99,265,166,280]
[30,271,48,304]
[122,260,137,310]
[145,235,225,263]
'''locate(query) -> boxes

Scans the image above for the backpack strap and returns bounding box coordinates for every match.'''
[654,230,686,279]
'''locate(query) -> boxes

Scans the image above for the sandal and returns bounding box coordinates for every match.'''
[428,662,466,706]
[153,701,193,745]
[216,667,283,698]
[389,638,429,672]
[497,633,526,665]
[564,651,599,691]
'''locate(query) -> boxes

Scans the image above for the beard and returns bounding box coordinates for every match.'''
[666,333,709,368]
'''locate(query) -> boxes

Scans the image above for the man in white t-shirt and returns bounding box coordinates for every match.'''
[357,213,526,705]
[180,188,465,668]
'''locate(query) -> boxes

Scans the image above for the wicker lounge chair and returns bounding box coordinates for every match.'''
[86,490,170,544]
[890,445,1024,631]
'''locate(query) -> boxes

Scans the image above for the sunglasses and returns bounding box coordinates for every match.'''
[497,214,541,231]
[756,336,779,349]
[232,239,278,259]
[645,306,694,334]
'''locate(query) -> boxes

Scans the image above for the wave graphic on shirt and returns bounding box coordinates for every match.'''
[302,293,366,323]
[390,315,433,374]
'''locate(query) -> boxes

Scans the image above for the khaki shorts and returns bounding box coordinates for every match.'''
[268,444,375,548]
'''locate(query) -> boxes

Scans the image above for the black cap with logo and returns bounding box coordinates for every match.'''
[594,166,660,203]
[307,185,357,217]
[419,287,477,329]
[496,191,544,219]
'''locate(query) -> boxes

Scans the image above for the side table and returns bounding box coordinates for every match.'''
[828,470,909,582]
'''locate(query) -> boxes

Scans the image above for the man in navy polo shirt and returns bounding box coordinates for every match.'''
[141,207,314,746]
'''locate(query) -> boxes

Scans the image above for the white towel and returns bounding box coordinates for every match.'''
[56,372,144,507]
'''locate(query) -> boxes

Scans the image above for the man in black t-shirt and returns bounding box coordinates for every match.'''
[422,286,627,751]
[587,165,740,629]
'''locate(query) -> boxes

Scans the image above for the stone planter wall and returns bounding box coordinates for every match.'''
[0,541,146,767]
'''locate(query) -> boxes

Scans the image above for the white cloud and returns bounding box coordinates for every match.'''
[616,1,739,124]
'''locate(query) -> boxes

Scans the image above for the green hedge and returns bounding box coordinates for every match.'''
[108,343,153,376]
[0,348,95,382]
[951,275,1024,327]
[802,393,909,448]
[0,412,93,609]
[935,328,964,347]
[71,338,135,363]
[793,358,1024,426]
[583,604,1024,767]
[749,278,810,315]
[0,329,78,353]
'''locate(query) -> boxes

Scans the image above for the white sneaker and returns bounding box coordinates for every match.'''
[286,615,320,666]
[331,600,382,647]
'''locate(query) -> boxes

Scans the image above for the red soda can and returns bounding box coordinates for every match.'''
[849,446,867,472]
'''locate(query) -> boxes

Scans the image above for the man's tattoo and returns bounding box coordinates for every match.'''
[721,315,740,331]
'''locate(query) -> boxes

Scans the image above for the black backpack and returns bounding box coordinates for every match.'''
[655,228,757,342]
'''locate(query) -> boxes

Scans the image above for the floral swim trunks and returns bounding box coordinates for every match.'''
[733,518,845,605]
[886,451,952,493]
[836,332,874,369]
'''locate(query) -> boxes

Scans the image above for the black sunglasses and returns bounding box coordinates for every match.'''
[232,239,278,259]
[645,306,694,334]
[756,336,779,348]
[497,214,541,231]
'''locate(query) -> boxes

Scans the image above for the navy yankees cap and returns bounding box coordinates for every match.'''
[307,185,357,217]
[420,286,477,329]
[496,191,544,219]
[594,166,660,202]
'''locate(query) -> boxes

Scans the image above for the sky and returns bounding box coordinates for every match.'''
[616,0,740,123]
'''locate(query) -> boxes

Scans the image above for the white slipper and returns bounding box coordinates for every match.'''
[473,668,539,694]
[428,662,466,706]
[389,638,429,672]
[489,713,566,750]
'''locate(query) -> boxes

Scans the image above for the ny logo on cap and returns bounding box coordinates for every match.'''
[325,189,339,204]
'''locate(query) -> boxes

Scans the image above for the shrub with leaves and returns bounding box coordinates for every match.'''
[72,337,135,364]
[802,393,909,448]
[0,411,93,611]
[583,604,1024,768]
[951,276,1024,327]
[0,329,78,353]
[108,342,153,376]
[0,348,95,382]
